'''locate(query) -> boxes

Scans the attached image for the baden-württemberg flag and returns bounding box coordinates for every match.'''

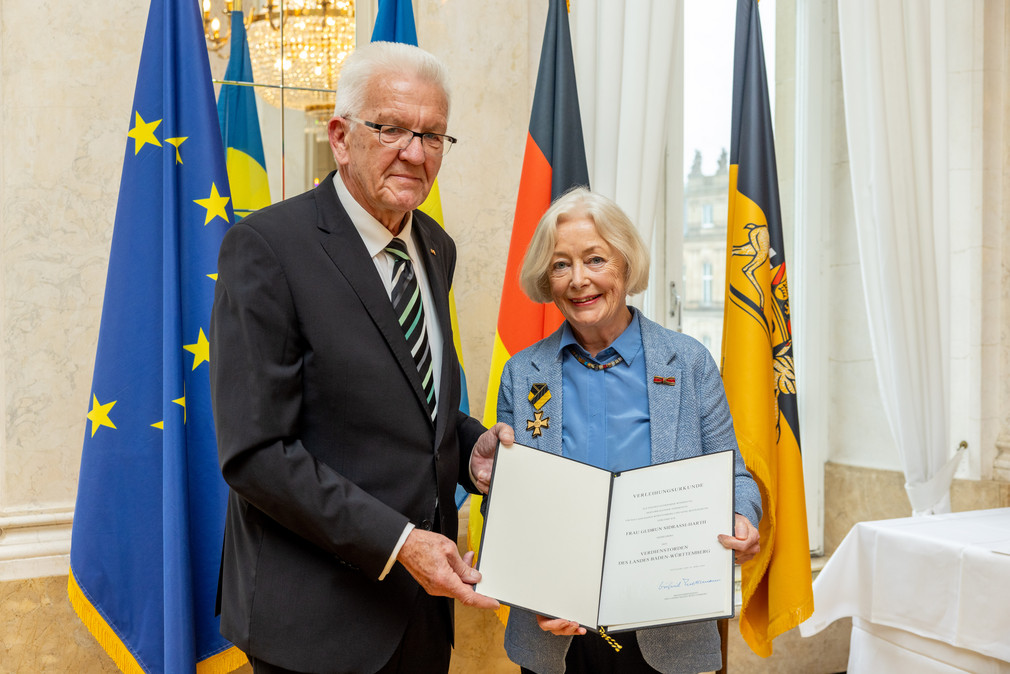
[721,0,814,657]
[68,0,244,671]
[217,8,270,220]
[468,0,590,567]
[371,0,473,508]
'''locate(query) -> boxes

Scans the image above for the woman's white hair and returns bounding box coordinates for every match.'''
[333,41,451,118]
[518,187,650,303]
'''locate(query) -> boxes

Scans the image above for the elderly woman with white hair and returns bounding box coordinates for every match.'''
[496,187,762,674]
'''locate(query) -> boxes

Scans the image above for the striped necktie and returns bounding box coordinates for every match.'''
[386,237,436,420]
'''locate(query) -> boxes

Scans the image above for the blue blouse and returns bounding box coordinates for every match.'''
[557,309,652,473]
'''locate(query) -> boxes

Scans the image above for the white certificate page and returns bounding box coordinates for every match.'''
[475,442,613,628]
[597,449,735,631]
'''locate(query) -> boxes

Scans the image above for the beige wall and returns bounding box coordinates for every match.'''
[0,0,150,579]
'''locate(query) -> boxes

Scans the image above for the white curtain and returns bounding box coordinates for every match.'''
[837,0,965,515]
[569,0,682,254]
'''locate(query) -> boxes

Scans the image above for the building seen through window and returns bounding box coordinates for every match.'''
[682,148,729,359]
[680,0,774,361]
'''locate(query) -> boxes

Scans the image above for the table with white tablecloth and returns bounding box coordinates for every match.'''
[799,507,1010,673]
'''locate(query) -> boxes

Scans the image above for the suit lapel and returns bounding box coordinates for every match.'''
[314,176,434,426]
[641,316,682,464]
[523,334,564,455]
[412,218,454,442]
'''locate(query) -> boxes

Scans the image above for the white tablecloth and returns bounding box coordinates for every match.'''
[800,508,1010,671]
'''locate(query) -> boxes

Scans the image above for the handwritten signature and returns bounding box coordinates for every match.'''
[658,577,720,591]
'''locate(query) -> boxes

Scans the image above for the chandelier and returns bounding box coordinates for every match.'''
[204,0,356,118]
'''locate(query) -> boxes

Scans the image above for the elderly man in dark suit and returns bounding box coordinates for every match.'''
[210,41,510,674]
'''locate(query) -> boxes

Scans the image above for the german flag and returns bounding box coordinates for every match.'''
[468,0,589,581]
[721,0,813,657]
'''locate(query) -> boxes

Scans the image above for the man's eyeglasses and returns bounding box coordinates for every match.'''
[346,117,457,156]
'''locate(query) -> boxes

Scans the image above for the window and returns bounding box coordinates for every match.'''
[678,0,775,359]
[702,261,713,306]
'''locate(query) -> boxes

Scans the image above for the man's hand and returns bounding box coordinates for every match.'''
[717,513,761,564]
[397,528,500,610]
[469,422,514,493]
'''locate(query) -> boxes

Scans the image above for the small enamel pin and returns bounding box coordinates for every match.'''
[652,376,676,386]
[527,410,550,438]
[528,383,552,410]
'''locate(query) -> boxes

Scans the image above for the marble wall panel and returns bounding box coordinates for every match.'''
[1,0,146,512]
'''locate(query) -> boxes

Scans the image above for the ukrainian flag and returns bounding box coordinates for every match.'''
[217,7,270,219]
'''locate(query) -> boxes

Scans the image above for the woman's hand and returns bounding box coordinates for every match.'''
[535,614,587,636]
[717,513,760,564]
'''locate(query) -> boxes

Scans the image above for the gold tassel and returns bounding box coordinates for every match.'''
[196,646,249,674]
[68,570,250,673]
[598,626,623,652]
[67,570,146,674]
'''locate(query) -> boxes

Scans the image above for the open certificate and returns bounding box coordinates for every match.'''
[475,443,735,633]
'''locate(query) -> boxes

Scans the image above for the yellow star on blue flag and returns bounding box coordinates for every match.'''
[86,395,117,437]
[183,327,210,370]
[194,182,231,225]
[166,136,187,163]
[127,111,162,155]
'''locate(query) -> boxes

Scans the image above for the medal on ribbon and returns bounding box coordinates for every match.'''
[526,383,551,437]
[527,411,550,438]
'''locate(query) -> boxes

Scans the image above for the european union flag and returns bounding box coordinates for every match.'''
[68,0,245,671]
[218,9,271,220]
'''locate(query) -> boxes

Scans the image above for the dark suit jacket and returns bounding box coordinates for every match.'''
[209,172,485,673]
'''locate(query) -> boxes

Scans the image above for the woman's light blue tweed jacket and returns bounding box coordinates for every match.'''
[495,309,761,674]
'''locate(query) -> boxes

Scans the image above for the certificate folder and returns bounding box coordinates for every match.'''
[475,443,735,633]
